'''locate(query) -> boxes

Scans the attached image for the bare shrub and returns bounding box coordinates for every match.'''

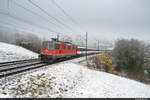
[112,39,146,81]
[113,39,145,72]
[0,31,43,53]
[0,32,16,44]
[14,33,42,53]
[92,56,106,71]
[92,52,115,74]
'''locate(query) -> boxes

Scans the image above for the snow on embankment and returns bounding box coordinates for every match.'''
[0,42,38,62]
[0,61,150,98]
[70,66,150,98]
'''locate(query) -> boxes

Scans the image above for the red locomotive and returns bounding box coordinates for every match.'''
[39,38,100,62]
[39,38,79,62]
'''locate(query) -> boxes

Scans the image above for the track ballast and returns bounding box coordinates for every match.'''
[0,53,99,79]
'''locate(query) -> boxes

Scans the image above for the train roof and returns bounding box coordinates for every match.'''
[78,46,113,51]
[78,46,99,51]
[43,40,76,46]
[78,46,98,50]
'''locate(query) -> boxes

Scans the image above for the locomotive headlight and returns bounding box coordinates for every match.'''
[45,49,48,53]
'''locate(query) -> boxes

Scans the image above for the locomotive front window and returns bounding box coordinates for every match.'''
[49,42,55,49]
[68,45,71,49]
[42,42,47,48]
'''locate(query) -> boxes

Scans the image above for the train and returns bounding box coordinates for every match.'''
[38,38,100,62]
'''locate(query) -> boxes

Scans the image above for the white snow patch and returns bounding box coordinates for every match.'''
[0,60,150,98]
[0,42,38,62]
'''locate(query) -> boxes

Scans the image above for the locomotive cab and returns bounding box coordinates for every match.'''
[39,41,57,61]
[39,39,78,62]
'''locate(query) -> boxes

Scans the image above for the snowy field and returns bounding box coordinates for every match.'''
[0,42,38,62]
[0,59,150,98]
[0,42,150,98]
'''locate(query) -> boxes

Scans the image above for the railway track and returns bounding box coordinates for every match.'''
[0,53,99,79]
[0,58,44,78]
[0,58,40,67]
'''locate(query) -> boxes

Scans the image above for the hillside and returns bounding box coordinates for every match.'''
[0,42,38,62]
[0,42,149,98]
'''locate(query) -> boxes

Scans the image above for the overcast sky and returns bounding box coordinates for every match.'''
[0,0,150,44]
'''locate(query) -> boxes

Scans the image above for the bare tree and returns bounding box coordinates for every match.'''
[113,39,145,72]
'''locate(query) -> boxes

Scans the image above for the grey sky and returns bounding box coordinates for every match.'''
[0,0,150,44]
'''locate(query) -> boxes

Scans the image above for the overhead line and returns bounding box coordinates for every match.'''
[0,20,36,34]
[51,0,85,32]
[13,1,63,29]
[0,11,63,34]
[0,20,61,36]
[28,0,76,33]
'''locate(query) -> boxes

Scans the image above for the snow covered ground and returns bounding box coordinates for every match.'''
[0,59,150,98]
[0,42,149,98]
[0,42,38,62]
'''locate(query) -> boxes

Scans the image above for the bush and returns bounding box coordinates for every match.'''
[93,52,115,74]
[113,39,145,72]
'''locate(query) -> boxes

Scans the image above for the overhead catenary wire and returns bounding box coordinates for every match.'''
[2,0,86,41]
[28,0,77,33]
[0,20,57,38]
[51,0,85,32]
[0,20,37,34]
[13,1,64,29]
[0,10,64,34]
[0,19,64,36]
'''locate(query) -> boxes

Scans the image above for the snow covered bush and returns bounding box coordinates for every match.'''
[113,39,145,72]
[113,38,145,74]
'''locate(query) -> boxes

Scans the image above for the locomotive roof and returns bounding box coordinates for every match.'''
[43,40,76,46]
